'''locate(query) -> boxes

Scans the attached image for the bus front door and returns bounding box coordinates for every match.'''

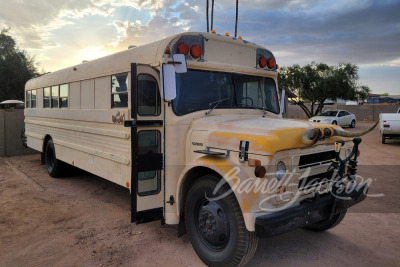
[126,63,164,224]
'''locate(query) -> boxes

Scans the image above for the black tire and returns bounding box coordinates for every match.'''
[185,175,258,267]
[45,139,62,178]
[304,210,347,232]
[381,134,386,144]
[332,121,337,125]
[350,120,356,128]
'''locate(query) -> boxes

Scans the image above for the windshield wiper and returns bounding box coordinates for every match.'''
[205,98,230,115]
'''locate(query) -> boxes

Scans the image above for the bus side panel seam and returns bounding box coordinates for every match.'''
[25,119,130,139]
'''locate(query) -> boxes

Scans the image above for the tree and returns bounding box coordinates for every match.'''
[0,28,40,102]
[278,62,371,118]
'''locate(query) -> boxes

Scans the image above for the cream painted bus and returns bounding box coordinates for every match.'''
[25,32,373,266]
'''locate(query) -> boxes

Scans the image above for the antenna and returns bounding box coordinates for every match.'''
[206,0,209,32]
[235,0,239,37]
[211,0,214,31]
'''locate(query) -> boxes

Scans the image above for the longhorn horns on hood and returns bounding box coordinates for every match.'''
[301,121,379,146]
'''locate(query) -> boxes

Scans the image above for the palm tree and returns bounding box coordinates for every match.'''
[235,0,238,37]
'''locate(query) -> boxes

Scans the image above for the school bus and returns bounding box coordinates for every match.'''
[25,32,374,266]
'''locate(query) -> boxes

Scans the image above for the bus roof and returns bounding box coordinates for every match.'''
[26,32,277,90]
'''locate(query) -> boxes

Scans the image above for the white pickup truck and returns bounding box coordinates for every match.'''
[380,107,400,144]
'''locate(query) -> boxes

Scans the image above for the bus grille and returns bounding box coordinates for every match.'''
[298,150,335,169]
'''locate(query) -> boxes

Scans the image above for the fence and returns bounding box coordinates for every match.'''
[0,109,37,156]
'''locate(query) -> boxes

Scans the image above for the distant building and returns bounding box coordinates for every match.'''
[367,94,400,104]
[0,100,25,110]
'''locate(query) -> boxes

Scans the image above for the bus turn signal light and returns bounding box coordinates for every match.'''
[255,166,266,178]
[248,159,261,167]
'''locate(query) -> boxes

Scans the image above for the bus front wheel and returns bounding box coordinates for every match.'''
[45,139,62,178]
[185,175,258,267]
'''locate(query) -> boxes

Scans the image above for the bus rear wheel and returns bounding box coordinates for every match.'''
[185,175,258,267]
[45,139,62,178]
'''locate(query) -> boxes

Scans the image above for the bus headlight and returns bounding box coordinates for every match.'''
[276,161,286,181]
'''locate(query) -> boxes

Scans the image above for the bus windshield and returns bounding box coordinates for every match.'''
[172,69,280,115]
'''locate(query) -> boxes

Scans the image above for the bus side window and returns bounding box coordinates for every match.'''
[26,90,31,108]
[137,74,160,116]
[43,87,51,108]
[51,85,59,108]
[111,73,128,108]
[31,89,37,108]
[59,84,68,108]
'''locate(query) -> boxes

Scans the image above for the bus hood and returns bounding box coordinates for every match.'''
[191,115,341,156]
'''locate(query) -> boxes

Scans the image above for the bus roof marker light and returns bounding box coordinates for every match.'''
[225,33,230,36]
[211,30,216,34]
[177,42,189,56]
[164,46,171,54]
[238,36,243,39]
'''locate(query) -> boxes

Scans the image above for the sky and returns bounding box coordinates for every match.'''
[1,0,399,95]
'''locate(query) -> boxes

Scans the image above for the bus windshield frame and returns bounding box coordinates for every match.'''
[172,69,280,116]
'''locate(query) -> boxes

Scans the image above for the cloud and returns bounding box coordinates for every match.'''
[1,0,398,94]
[108,14,187,51]
[201,0,400,67]
[0,0,106,50]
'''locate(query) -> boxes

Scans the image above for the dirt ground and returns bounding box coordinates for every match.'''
[1,121,399,266]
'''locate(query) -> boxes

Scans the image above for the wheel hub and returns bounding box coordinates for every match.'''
[197,200,229,248]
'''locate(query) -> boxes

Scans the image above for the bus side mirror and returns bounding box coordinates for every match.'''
[160,54,187,101]
[173,54,187,73]
[160,64,177,101]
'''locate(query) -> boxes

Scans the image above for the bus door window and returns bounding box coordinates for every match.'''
[137,74,161,116]
[137,130,161,196]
